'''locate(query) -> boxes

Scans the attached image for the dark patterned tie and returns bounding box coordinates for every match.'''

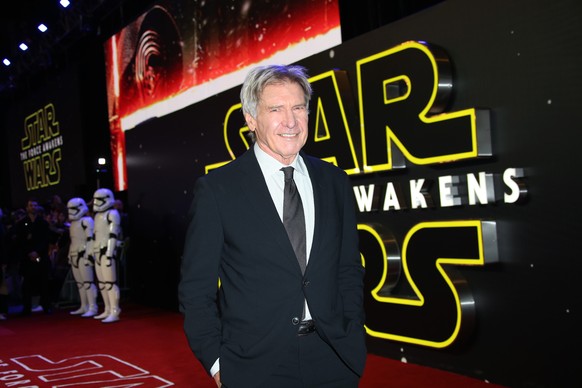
[281,166,307,274]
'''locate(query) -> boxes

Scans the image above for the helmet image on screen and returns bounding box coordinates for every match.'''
[123,5,183,107]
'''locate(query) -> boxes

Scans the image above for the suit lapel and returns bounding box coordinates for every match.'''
[302,153,325,270]
[237,148,301,269]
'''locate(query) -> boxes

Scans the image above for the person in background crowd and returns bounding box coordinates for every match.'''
[46,195,66,219]
[13,199,53,315]
[179,64,366,388]
[0,208,8,320]
[3,208,26,312]
[47,207,71,305]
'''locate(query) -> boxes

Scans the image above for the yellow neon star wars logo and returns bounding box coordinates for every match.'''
[19,103,63,190]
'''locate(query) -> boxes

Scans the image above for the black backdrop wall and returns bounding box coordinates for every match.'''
[1,1,581,387]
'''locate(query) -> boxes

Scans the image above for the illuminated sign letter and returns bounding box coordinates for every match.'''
[304,70,360,174]
[206,103,248,173]
[356,41,491,172]
[362,220,498,348]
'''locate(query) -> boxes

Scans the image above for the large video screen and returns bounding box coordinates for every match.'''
[104,0,341,190]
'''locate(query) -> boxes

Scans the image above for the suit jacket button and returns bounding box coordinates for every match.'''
[303,280,310,287]
[292,317,300,325]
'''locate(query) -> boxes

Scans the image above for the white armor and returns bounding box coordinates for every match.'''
[92,188,122,323]
[67,197,98,317]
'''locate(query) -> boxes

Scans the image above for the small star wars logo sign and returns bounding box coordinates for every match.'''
[0,354,173,387]
[19,103,63,191]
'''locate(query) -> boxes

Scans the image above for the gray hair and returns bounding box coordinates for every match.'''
[240,64,312,122]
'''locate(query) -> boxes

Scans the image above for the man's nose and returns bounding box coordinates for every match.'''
[282,109,297,128]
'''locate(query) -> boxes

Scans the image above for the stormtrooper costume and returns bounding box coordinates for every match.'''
[67,198,98,317]
[92,188,122,323]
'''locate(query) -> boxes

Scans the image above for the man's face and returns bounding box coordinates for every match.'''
[26,201,38,216]
[245,81,309,165]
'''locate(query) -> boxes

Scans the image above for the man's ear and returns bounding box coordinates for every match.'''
[244,112,256,132]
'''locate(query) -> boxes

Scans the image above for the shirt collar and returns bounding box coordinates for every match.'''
[254,143,306,177]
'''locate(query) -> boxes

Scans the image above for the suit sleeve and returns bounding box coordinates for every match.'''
[338,172,365,325]
[179,176,224,374]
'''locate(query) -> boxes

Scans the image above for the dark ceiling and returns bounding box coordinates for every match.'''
[0,0,155,97]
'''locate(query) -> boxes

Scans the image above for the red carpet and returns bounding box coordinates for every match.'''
[0,304,503,387]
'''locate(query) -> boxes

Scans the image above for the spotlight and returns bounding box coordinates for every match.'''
[38,24,48,32]
[19,43,28,51]
[2,58,10,66]
[60,0,70,8]
[96,157,108,175]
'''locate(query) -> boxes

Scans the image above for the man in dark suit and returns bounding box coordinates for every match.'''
[14,199,52,315]
[179,64,366,387]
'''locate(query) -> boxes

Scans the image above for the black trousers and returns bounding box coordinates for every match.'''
[256,331,360,388]
[21,261,51,313]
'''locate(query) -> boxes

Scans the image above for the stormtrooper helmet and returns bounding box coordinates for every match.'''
[67,197,89,221]
[93,188,115,212]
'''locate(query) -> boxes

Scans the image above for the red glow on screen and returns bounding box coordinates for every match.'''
[105,0,341,190]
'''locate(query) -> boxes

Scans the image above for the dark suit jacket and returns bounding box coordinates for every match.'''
[179,147,366,387]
